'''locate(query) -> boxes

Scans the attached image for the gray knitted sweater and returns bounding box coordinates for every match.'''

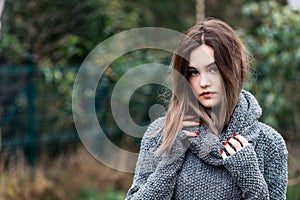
[126,90,288,200]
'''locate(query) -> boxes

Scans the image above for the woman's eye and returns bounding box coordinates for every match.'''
[210,66,219,73]
[188,70,199,77]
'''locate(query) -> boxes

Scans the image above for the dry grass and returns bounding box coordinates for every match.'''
[0,145,133,200]
[3,143,299,199]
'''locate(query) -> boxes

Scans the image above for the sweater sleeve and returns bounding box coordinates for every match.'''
[261,129,288,200]
[223,132,288,200]
[223,144,270,199]
[126,118,190,200]
[263,146,288,199]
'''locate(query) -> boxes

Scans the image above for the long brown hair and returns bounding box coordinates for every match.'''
[156,18,250,154]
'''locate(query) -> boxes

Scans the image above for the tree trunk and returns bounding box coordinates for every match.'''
[196,0,205,22]
[0,0,4,32]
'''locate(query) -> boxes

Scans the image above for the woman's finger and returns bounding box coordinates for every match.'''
[182,130,200,137]
[221,135,249,159]
[182,120,200,128]
[183,115,197,120]
[223,141,235,155]
[227,138,242,151]
[233,134,249,147]
[220,149,228,159]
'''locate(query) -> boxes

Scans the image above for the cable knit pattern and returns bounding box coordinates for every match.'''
[126,90,288,200]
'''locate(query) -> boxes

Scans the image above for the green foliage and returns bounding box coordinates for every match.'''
[78,188,102,200]
[78,188,126,200]
[287,184,300,200]
[99,188,126,200]
[0,0,195,155]
[37,65,77,133]
[1,0,195,65]
[95,49,171,149]
[99,0,140,35]
[241,4,300,196]
[242,1,300,139]
[0,32,27,64]
[1,0,89,64]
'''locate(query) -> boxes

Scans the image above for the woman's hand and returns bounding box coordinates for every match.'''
[220,134,249,159]
[181,115,201,137]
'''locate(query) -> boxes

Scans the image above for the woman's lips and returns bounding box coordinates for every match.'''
[200,91,216,98]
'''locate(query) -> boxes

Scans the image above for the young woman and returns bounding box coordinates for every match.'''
[126,18,288,199]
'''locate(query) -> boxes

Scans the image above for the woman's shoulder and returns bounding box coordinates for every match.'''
[143,117,165,137]
[139,117,165,151]
[256,122,288,155]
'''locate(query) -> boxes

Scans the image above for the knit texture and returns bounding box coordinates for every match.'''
[126,90,288,200]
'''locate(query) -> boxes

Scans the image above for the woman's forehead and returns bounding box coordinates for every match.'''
[188,45,215,69]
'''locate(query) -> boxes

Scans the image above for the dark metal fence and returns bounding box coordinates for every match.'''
[0,60,166,169]
[0,63,79,167]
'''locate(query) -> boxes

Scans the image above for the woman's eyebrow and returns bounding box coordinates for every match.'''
[188,61,216,69]
[206,62,216,68]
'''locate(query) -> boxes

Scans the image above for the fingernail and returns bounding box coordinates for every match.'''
[222,141,227,146]
[220,149,224,154]
[226,138,231,141]
[194,131,200,136]
[233,133,238,137]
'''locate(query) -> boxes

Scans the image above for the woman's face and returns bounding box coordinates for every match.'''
[188,44,224,108]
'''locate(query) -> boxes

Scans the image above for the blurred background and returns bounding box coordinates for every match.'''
[0,0,299,199]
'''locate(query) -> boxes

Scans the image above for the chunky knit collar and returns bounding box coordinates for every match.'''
[187,90,262,166]
[223,90,262,138]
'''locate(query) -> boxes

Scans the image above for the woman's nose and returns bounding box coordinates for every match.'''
[199,75,210,88]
